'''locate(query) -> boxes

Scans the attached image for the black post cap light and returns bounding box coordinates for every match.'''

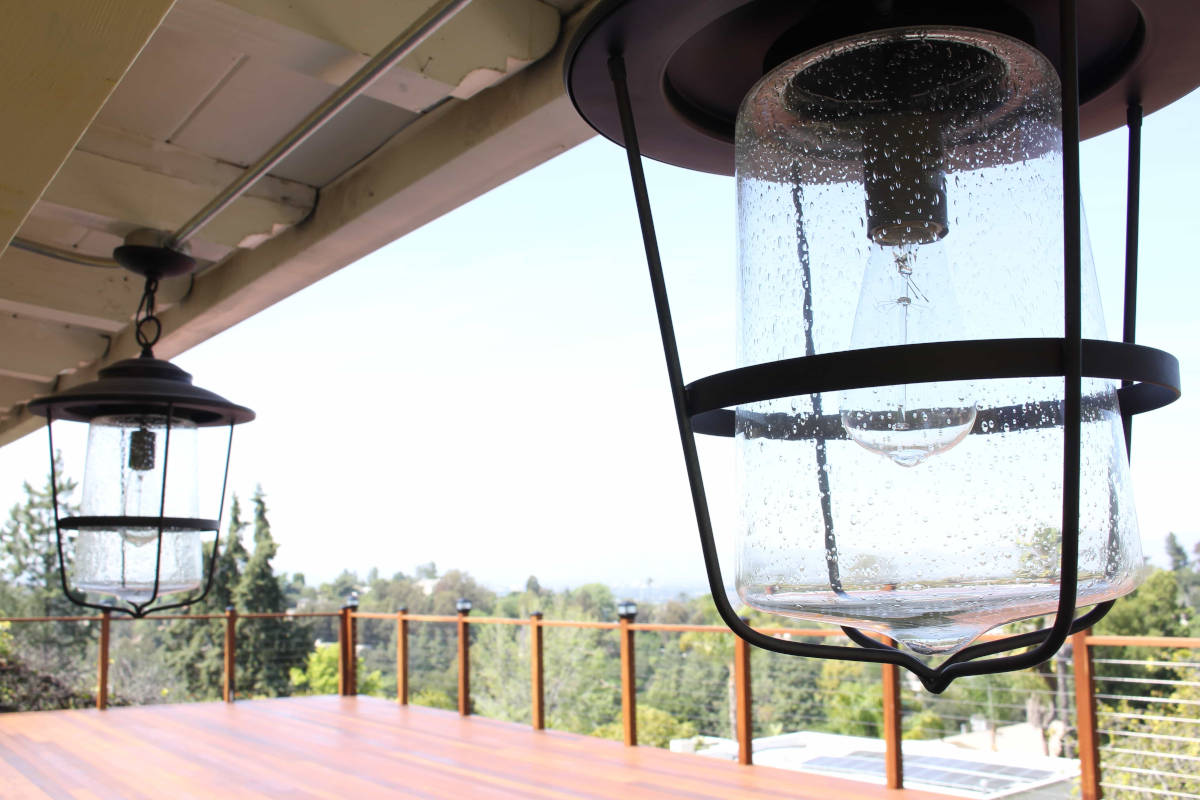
[617,600,638,621]
[565,0,1193,691]
[26,230,254,618]
[456,597,473,614]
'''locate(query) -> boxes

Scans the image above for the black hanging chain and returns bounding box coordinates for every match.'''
[135,276,162,357]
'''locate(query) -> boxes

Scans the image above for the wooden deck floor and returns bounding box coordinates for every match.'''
[0,696,945,799]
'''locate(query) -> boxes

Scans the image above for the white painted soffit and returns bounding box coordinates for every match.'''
[0,0,599,447]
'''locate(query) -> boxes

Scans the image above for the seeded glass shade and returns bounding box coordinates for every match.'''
[73,414,203,602]
[734,27,1143,655]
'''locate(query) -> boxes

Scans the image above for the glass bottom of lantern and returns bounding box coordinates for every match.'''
[76,580,202,605]
[740,580,1131,656]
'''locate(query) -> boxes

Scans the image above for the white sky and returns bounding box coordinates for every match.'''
[2,88,1197,594]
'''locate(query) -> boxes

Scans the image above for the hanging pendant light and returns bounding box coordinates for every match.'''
[27,230,254,618]
[734,27,1141,656]
[565,0,1191,691]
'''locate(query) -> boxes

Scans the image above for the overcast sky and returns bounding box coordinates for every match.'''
[2,88,1197,595]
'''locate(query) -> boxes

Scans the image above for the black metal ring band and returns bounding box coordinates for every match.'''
[688,338,1179,437]
[58,516,220,532]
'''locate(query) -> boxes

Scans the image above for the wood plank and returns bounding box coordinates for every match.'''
[0,0,174,253]
[0,697,950,800]
[41,149,312,251]
[0,315,108,382]
[166,0,560,110]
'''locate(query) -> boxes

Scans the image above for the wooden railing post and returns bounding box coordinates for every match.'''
[396,607,408,705]
[882,658,903,788]
[96,609,110,710]
[1072,630,1101,800]
[457,607,471,716]
[619,609,637,746]
[223,606,237,703]
[733,627,752,765]
[337,606,349,696]
[530,612,544,730]
[347,603,358,696]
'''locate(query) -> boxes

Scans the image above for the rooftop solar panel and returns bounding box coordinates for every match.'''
[800,750,1063,797]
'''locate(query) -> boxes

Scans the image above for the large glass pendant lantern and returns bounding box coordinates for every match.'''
[565,0,1192,691]
[27,234,254,617]
[733,27,1140,655]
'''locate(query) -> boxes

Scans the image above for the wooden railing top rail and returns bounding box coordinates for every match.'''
[1083,634,1200,648]
[0,611,340,623]
[4,612,1200,650]
[238,618,340,623]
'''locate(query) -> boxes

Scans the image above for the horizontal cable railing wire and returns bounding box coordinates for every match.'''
[1091,641,1200,800]
[234,614,318,700]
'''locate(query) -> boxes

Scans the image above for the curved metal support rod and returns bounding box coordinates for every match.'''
[170,0,474,246]
[1122,102,1143,454]
[9,237,120,268]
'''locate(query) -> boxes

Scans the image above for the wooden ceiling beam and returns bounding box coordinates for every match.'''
[0,315,109,383]
[0,377,50,422]
[0,248,190,333]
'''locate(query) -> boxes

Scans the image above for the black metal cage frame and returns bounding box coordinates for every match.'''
[42,407,235,619]
[28,351,252,619]
[570,0,1184,692]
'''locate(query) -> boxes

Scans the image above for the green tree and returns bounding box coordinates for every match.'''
[1166,533,1190,573]
[816,659,884,737]
[1164,533,1200,625]
[162,494,250,699]
[0,457,80,618]
[290,643,381,696]
[593,706,697,748]
[232,486,311,697]
[0,460,94,688]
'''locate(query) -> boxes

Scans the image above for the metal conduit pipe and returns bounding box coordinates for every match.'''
[9,237,119,268]
[170,0,474,246]
[8,0,474,267]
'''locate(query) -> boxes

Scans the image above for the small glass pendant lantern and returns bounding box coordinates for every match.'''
[566,1,1192,691]
[27,233,254,617]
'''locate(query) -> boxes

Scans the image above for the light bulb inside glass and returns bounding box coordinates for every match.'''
[840,239,977,466]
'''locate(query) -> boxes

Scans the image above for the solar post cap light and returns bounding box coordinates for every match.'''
[456,598,474,613]
[617,600,638,619]
[565,0,1192,692]
[27,230,254,619]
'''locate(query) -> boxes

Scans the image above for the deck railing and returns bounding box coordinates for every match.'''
[3,608,1198,799]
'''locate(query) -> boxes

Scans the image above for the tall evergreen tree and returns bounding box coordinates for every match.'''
[233,486,310,697]
[0,458,94,688]
[163,493,250,699]
[0,456,78,616]
[1166,532,1190,573]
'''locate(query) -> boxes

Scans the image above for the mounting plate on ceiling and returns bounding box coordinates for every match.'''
[565,0,1200,175]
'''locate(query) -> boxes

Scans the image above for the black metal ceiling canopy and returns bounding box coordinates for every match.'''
[566,0,1200,176]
